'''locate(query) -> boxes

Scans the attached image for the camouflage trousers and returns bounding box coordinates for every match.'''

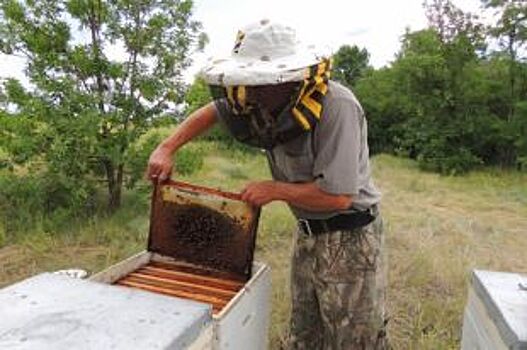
[288,213,387,350]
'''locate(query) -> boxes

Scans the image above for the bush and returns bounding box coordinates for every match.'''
[0,172,95,235]
[175,143,205,175]
[417,142,482,175]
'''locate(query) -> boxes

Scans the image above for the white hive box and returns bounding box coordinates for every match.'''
[461,270,527,350]
[0,273,213,350]
[90,252,271,350]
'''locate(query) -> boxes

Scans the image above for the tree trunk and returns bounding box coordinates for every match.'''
[89,1,124,212]
[108,181,121,213]
[112,163,124,211]
[104,159,122,212]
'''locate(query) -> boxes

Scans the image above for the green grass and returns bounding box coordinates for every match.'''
[1,145,526,349]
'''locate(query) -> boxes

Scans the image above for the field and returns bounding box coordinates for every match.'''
[1,145,526,349]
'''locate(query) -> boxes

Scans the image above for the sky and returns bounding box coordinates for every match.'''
[187,0,485,80]
[0,0,485,86]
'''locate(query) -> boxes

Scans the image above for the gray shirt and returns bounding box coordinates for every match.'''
[215,80,381,219]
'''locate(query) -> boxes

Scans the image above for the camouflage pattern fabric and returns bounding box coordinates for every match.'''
[288,214,387,350]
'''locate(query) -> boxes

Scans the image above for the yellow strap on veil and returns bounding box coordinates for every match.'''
[291,58,331,130]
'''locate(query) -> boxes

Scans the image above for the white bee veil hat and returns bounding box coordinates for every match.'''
[200,19,330,86]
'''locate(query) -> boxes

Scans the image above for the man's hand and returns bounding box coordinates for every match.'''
[241,181,353,212]
[144,103,219,183]
[240,181,280,207]
[146,146,173,182]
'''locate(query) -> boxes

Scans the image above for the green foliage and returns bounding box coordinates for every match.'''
[0,109,48,168]
[183,76,238,145]
[482,0,527,167]
[353,0,527,174]
[416,138,483,175]
[0,0,205,211]
[0,171,96,234]
[174,143,204,175]
[514,100,527,170]
[332,45,370,88]
[184,76,212,115]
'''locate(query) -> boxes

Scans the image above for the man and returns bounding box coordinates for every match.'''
[147,20,386,350]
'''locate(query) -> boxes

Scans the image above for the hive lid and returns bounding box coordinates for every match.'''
[148,180,260,281]
[0,273,212,350]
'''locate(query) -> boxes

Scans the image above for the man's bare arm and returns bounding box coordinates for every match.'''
[241,181,352,211]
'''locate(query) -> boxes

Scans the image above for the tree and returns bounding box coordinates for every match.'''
[482,0,527,166]
[0,0,206,211]
[354,67,408,155]
[332,45,370,88]
[424,0,485,45]
[361,24,487,173]
[483,0,527,62]
[325,1,526,173]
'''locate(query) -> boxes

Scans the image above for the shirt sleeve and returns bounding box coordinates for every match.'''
[313,97,363,195]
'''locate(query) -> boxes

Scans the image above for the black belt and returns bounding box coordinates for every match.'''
[298,207,377,236]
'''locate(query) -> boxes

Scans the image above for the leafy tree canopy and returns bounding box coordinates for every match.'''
[0,0,206,210]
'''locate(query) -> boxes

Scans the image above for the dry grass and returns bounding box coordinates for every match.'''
[1,149,526,349]
[375,155,527,349]
[0,207,149,288]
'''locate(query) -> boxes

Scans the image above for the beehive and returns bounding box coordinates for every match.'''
[90,180,271,349]
[461,270,527,349]
[90,252,271,350]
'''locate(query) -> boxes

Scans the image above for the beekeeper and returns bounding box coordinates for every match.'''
[147,19,387,350]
